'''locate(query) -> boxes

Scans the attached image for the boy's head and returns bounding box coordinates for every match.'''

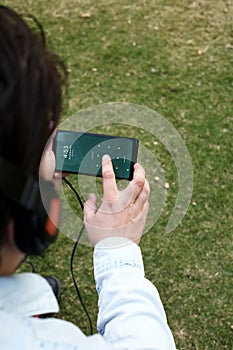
[0,5,67,172]
[0,5,67,254]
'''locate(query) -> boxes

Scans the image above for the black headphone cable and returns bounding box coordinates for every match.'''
[62,177,93,335]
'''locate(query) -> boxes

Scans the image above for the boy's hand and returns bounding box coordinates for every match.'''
[84,155,150,245]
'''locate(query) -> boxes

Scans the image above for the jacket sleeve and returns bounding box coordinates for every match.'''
[94,237,177,350]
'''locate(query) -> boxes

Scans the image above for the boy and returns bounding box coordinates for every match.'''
[0,5,176,349]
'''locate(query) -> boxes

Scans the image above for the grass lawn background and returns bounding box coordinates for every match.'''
[2,0,233,349]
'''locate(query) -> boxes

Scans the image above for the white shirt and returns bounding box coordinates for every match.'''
[0,237,177,350]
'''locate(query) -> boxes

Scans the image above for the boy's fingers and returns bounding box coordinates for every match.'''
[102,155,118,202]
[123,163,146,204]
[132,179,150,218]
[54,171,70,179]
[84,193,97,220]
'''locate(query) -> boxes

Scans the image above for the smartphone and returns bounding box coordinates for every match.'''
[53,129,139,180]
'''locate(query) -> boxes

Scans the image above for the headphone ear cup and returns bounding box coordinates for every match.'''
[0,157,60,256]
[39,180,61,243]
[13,181,61,256]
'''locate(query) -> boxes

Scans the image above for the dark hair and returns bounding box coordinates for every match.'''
[0,5,67,243]
[0,5,67,171]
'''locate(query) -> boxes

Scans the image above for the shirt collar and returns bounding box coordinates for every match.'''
[0,272,59,317]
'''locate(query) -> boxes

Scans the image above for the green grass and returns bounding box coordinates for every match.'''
[3,0,233,348]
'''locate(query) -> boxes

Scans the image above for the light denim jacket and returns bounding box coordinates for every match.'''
[0,237,176,350]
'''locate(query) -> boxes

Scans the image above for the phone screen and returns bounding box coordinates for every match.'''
[53,130,139,180]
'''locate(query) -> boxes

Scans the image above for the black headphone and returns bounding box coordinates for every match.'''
[0,157,61,255]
